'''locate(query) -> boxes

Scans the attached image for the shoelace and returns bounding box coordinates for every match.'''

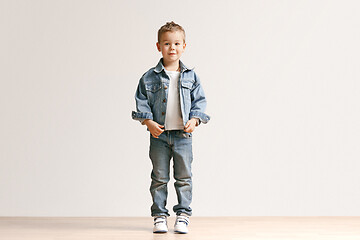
[176,215,189,225]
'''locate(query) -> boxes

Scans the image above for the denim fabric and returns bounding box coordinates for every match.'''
[149,130,193,217]
[132,58,210,127]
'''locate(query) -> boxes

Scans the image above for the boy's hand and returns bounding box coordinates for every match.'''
[144,119,164,138]
[184,118,198,133]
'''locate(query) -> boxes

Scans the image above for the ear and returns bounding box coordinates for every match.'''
[156,42,161,52]
[183,42,186,51]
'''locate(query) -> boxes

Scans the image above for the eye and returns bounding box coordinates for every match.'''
[165,43,169,45]
[175,43,180,45]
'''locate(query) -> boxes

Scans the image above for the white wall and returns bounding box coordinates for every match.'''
[1,0,359,216]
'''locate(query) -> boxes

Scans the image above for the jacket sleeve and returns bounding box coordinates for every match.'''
[189,73,210,124]
[131,77,153,123]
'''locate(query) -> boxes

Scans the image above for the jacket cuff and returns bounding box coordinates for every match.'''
[132,111,153,122]
[189,111,210,124]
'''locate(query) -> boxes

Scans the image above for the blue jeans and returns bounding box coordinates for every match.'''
[149,130,193,217]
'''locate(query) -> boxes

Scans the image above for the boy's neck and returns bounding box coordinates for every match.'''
[163,59,180,72]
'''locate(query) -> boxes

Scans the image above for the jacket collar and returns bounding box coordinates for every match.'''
[154,58,192,73]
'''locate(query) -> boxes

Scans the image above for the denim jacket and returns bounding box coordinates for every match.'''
[132,58,210,128]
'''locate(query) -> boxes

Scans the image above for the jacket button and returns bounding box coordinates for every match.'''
[162,112,165,115]
[164,86,168,89]
[163,99,166,103]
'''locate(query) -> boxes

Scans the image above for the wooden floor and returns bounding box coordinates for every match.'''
[1,217,360,240]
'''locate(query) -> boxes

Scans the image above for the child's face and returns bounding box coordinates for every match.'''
[156,31,186,65]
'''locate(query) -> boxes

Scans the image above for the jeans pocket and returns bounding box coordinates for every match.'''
[180,131,192,139]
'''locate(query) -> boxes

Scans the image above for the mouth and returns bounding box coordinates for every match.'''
[169,53,176,55]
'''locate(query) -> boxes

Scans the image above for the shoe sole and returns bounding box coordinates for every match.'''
[153,229,168,233]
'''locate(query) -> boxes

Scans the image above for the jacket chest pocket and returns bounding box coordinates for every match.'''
[145,83,163,106]
[181,80,193,101]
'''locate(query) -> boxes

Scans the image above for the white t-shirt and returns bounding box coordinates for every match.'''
[164,70,184,130]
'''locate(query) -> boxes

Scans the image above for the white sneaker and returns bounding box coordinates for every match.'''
[153,216,168,233]
[174,214,189,234]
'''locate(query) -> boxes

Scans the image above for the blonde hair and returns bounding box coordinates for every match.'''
[157,21,186,43]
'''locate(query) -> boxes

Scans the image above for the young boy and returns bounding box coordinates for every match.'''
[132,21,210,234]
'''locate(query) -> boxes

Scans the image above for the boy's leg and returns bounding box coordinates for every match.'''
[172,131,193,216]
[149,133,172,217]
